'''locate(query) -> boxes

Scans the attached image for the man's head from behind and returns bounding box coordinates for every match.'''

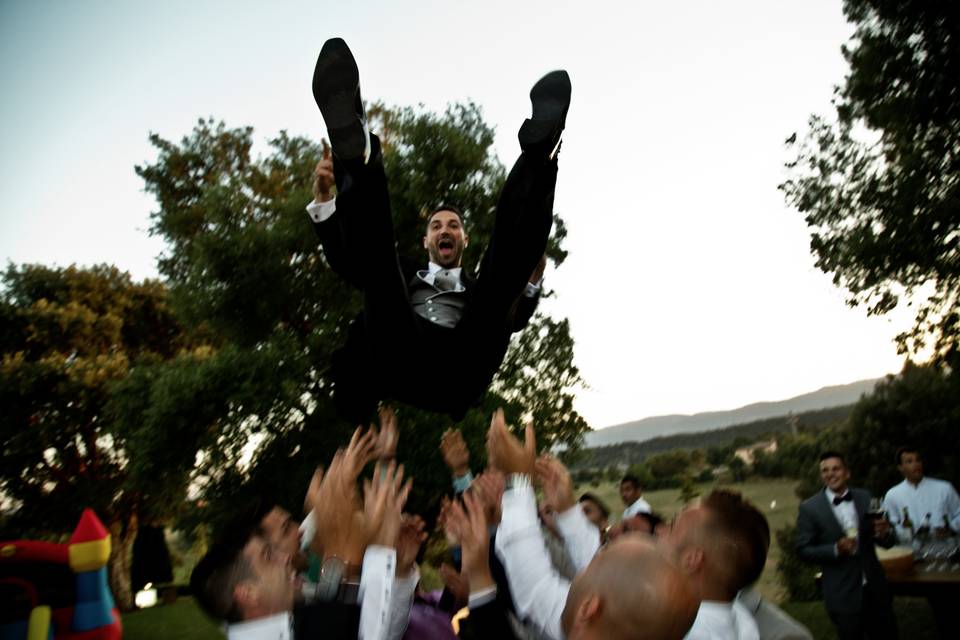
[560,534,699,640]
[896,446,924,484]
[658,489,769,602]
[191,518,298,623]
[619,474,642,506]
[423,205,468,268]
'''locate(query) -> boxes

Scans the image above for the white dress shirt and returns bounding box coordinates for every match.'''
[883,476,960,541]
[685,600,760,640]
[227,613,293,640]
[737,587,813,640]
[554,504,601,574]
[824,487,859,551]
[495,478,570,640]
[623,496,652,519]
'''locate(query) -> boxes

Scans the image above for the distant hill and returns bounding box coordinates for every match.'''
[585,378,880,448]
[572,404,854,471]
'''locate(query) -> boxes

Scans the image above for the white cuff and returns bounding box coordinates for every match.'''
[306,197,337,223]
[523,280,541,298]
[468,585,498,609]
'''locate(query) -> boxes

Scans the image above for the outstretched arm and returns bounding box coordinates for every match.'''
[487,410,569,640]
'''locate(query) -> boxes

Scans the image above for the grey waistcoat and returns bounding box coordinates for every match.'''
[409,276,468,329]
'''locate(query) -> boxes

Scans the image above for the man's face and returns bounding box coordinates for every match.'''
[819,456,851,494]
[619,481,640,506]
[260,507,307,571]
[898,452,924,484]
[656,505,707,576]
[580,500,608,529]
[423,210,467,268]
[239,536,298,617]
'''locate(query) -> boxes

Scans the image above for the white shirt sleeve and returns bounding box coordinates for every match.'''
[359,545,395,640]
[306,198,337,224]
[942,482,960,531]
[554,505,600,574]
[495,479,570,640]
[386,564,419,640]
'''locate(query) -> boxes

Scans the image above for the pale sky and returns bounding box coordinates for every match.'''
[0,0,909,429]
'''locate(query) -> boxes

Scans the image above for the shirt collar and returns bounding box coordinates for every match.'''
[427,262,462,278]
[825,487,850,503]
[226,612,292,640]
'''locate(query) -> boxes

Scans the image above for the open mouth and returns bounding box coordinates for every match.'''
[438,238,454,256]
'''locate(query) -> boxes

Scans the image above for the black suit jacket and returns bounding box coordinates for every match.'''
[314,209,539,420]
[457,598,521,640]
[795,487,894,614]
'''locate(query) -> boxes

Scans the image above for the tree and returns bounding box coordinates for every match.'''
[0,264,199,610]
[838,360,960,496]
[781,0,960,364]
[136,103,588,532]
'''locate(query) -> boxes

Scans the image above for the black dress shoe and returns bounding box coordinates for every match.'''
[518,70,571,159]
[312,38,370,163]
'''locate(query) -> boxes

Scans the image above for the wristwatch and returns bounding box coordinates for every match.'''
[314,556,361,604]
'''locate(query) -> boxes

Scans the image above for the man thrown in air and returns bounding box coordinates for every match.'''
[307,37,570,423]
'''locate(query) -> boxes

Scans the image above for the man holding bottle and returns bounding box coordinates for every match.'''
[882,446,960,543]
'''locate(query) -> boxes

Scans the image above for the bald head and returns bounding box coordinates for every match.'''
[561,534,699,640]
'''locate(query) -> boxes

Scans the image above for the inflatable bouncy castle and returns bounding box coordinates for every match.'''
[0,509,122,639]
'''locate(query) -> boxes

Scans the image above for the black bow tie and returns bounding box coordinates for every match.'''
[833,493,853,505]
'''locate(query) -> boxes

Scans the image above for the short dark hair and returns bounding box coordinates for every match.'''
[818,451,847,466]
[895,446,921,465]
[426,204,465,227]
[579,492,611,519]
[701,490,770,593]
[191,501,270,623]
[190,527,256,623]
[621,474,641,489]
[627,511,664,532]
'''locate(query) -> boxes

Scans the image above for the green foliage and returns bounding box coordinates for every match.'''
[728,456,748,482]
[775,524,820,602]
[678,474,700,505]
[0,264,201,608]
[837,360,960,495]
[780,0,960,364]
[135,105,588,535]
[0,264,192,532]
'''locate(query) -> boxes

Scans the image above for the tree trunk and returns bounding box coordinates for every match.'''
[107,516,138,612]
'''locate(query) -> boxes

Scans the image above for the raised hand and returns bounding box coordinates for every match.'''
[396,514,428,577]
[303,465,324,516]
[486,408,536,476]
[364,461,412,549]
[470,469,505,525]
[312,140,335,203]
[313,450,366,567]
[535,455,575,513]
[374,406,399,460]
[440,428,470,476]
[445,490,494,592]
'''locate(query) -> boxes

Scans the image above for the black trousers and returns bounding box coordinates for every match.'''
[827,581,899,640]
[324,134,557,422]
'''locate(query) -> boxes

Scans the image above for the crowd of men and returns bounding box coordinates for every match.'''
[190,406,824,640]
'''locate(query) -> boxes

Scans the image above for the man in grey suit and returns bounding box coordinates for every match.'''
[796,451,898,639]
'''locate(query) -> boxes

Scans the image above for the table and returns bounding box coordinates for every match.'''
[884,562,960,598]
